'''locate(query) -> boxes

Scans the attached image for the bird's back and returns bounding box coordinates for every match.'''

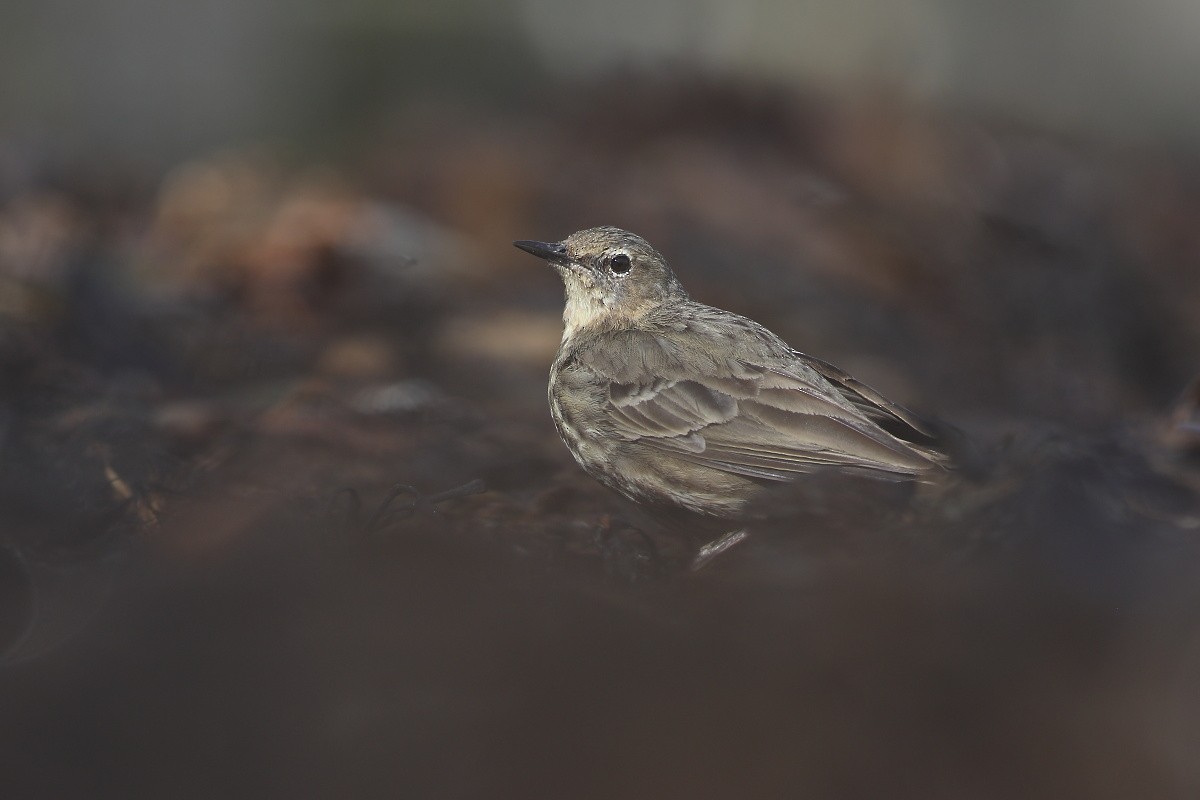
[549,300,947,517]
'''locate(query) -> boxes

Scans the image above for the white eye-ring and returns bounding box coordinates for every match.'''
[609,253,632,274]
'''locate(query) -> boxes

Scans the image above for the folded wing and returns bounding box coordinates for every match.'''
[591,331,945,482]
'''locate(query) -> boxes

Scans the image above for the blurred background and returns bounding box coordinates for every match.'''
[3,2,1200,798]
[6,0,1200,158]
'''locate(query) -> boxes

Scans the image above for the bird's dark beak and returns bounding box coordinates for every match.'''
[513,239,570,265]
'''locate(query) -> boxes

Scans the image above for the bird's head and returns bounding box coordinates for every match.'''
[514,226,688,337]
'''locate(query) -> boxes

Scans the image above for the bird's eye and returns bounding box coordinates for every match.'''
[609,253,632,274]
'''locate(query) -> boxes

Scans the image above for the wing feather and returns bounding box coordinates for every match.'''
[576,316,946,483]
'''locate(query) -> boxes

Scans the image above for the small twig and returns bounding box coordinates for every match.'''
[333,479,488,539]
[424,479,488,508]
[365,484,421,533]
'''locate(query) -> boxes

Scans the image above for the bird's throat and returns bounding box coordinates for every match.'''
[561,289,612,339]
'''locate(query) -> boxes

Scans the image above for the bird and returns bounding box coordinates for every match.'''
[514,226,949,534]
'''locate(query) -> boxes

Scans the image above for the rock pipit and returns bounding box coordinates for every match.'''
[515,227,948,557]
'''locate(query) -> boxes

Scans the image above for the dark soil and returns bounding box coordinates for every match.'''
[3,77,1200,798]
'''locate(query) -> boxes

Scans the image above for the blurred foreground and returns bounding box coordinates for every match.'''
[2,78,1200,798]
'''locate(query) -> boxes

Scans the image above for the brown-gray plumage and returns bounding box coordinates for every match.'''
[515,226,948,518]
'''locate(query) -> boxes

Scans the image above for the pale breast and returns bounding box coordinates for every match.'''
[549,345,629,484]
